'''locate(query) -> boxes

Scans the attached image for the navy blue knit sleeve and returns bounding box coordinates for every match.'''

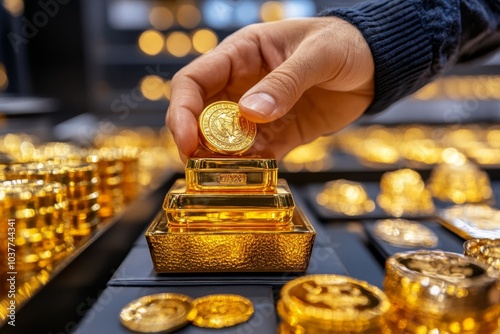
[319,0,500,114]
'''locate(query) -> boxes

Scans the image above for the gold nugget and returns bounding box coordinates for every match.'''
[187,294,254,328]
[119,293,193,333]
[198,101,257,155]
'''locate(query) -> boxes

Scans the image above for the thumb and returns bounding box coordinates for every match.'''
[238,53,319,123]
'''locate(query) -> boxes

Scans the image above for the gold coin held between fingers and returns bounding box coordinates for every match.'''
[187,294,254,328]
[198,101,257,155]
[119,293,193,333]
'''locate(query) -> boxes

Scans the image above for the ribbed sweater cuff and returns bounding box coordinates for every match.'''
[319,1,433,114]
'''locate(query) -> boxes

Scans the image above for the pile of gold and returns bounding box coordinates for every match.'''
[316,179,375,216]
[428,160,493,204]
[119,292,254,332]
[377,169,434,217]
[277,274,391,333]
[0,180,73,289]
[281,136,335,172]
[464,238,500,270]
[384,250,500,333]
[1,161,100,239]
[146,102,315,273]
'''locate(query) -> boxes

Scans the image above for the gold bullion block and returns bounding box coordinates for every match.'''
[163,179,294,226]
[145,207,316,273]
[185,157,278,192]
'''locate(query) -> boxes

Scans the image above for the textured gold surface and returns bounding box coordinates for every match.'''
[187,294,254,328]
[198,101,257,155]
[185,157,278,192]
[119,293,192,333]
[439,204,500,239]
[277,274,390,333]
[384,250,499,332]
[146,207,315,273]
[163,179,295,226]
[316,179,375,216]
[464,238,500,270]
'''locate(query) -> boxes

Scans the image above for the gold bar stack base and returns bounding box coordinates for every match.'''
[145,207,315,273]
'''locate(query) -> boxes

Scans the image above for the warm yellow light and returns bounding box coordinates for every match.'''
[149,5,174,30]
[192,29,218,54]
[176,3,201,29]
[140,76,164,101]
[0,63,8,91]
[3,0,24,16]
[164,80,171,100]
[260,1,284,22]
[138,30,164,56]
[166,31,191,57]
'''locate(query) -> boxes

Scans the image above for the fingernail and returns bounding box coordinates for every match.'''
[240,93,276,117]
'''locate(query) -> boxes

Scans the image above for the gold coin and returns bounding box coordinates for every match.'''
[119,293,193,333]
[374,219,438,248]
[187,294,254,328]
[198,101,257,155]
[278,274,390,332]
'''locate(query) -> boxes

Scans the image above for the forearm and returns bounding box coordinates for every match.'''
[320,0,500,114]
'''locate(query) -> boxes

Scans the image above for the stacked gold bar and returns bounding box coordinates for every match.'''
[146,102,315,273]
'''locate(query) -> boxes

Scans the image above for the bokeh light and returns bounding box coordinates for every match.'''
[177,3,201,29]
[235,1,259,26]
[166,31,191,57]
[202,0,234,28]
[260,1,284,22]
[138,30,164,56]
[0,63,8,91]
[3,0,24,16]
[149,5,174,30]
[192,29,218,54]
[140,75,164,100]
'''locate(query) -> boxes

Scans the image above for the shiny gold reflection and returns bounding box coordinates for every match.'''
[149,5,174,30]
[163,80,171,100]
[3,0,24,16]
[260,1,284,22]
[0,63,8,91]
[138,30,164,56]
[176,3,201,29]
[192,29,218,54]
[166,31,191,57]
[140,75,164,101]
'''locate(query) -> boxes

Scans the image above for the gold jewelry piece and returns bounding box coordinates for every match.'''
[464,238,500,270]
[384,250,499,332]
[377,169,434,217]
[198,101,257,155]
[187,294,254,328]
[277,274,390,332]
[316,179,375,216]
[119,293,193,333]
[374,219,438,248]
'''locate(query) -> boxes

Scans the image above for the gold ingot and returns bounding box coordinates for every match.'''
[384,250,499,332]
[439,204,500,239]
[377,169,434,217]
[185,157,278,192]
[277,274,390,332]
[119,293,192,333]
[198,101,257,155]
[374,219,438,248]
[187,294,254,328]
[464,238,500,270]
[316,179,375,216]
[145,207,315,273]
[163,179,294,227]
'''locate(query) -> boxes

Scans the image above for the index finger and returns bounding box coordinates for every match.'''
[167,49,233,161]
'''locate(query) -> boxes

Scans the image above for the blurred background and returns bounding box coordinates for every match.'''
[1,0,499,142]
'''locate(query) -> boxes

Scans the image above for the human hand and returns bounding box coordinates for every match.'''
[167,17,374,162]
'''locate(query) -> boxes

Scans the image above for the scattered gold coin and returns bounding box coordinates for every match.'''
[374,219,438,248]
[198,101,257,155]
[187,294,254,328]
[119,293,193,333]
